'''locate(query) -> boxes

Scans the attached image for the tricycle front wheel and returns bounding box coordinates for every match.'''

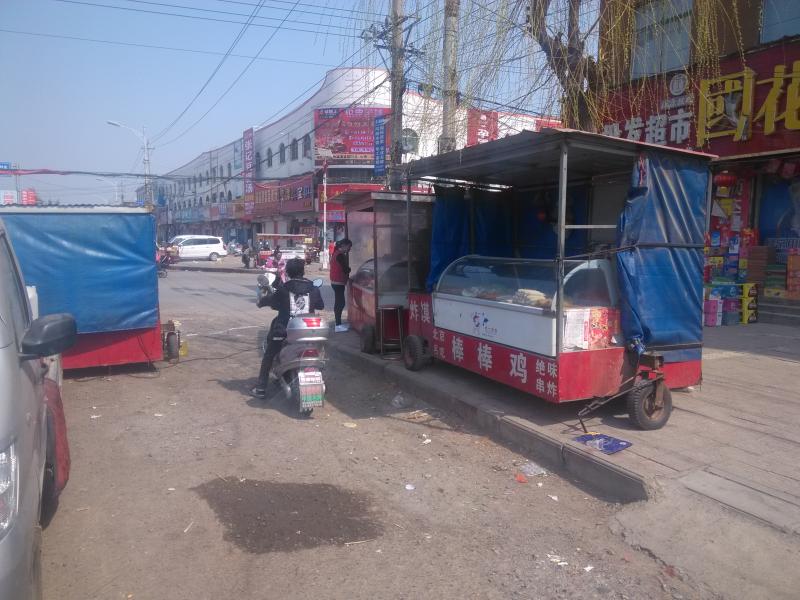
[627,380,672,430]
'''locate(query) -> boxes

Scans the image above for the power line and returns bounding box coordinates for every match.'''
[115,0,356,31]
[53,0,364,38]
[211,0,385,19]
[151,0,267,141]
[157,0,305,147]
[0,28,338,67]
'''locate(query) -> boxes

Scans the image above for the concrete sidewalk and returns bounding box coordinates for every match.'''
[330,322,800,598]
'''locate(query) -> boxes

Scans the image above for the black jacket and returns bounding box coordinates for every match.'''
[258,277,324,325]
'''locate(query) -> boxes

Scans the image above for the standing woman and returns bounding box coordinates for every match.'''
[330,238,352,332]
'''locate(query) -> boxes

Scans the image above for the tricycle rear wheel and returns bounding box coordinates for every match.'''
[402,335,426,371]
[627,380,672,430]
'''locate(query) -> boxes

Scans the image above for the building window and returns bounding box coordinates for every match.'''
[290,138,299,160]
[206,195,211,205]
[267,148,273,167]
[227,190,233,202]
[206,170,209,184]
[302,135,311,158]
[761,0,800,43]
[401,128,419,154]
[631,0,693,79]
[279,143,286,163]
[227,163,232,179]
[255,152,262,177]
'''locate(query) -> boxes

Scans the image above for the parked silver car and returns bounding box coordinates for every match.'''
[0,219,76,599]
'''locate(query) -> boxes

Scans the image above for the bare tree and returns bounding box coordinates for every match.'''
[527,0,598,130]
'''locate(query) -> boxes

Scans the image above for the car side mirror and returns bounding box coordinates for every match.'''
[20,314,77,360]
[312,278,323,288]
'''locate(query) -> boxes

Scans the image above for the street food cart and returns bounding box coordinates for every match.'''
[400,129,713,429]
[254,233,306,266]
[341,191,433,353]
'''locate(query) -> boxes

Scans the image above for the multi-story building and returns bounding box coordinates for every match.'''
[152,66,558,244]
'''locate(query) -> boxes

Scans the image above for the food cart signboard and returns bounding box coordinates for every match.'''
[408,293,559,399]
[314,107,391,166]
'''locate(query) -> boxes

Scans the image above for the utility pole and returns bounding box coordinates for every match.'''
[439,0,460,154]
[142,126,153,206]
[389,0,404,190]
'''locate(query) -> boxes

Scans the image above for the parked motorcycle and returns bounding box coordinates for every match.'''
[256,272,329,417]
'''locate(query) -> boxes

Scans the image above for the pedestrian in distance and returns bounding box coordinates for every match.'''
[241,243,251,269]
[330,238,352,332]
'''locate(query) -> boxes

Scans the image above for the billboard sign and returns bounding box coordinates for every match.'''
[314,107,391,166]
[1,190,17,205]
[243,128,255,215]
[253,173,314,215]
[373,115,388,176]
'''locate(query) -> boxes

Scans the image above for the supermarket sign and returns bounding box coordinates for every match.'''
[602,41,800,157]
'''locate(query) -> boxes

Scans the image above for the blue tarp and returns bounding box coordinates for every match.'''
[3,212,159,334]
[616,153,707,362]
[517,186,589,259]
[426,187,469,290]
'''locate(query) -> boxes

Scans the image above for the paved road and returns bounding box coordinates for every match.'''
[42,271,701,599]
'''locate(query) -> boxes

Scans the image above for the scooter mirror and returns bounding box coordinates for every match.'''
[312,277,323,288]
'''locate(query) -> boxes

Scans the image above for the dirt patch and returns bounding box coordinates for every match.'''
[193,479,383,553]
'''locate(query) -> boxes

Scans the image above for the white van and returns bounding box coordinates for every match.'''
[171,235,228,261]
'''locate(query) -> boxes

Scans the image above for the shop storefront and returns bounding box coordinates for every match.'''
[602,40,800,325]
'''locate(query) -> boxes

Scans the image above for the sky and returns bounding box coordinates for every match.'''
[0,0,381,203]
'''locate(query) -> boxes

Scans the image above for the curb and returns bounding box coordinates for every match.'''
[334,341,650,503]
[170,265,255,274]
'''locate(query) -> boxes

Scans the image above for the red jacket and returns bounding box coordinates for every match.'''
[330,248,349,284]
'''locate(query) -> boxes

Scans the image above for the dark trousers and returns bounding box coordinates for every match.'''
[258,321,284,387]
[332,283,346,326]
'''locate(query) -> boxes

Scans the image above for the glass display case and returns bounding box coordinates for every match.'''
[436,256,617,310]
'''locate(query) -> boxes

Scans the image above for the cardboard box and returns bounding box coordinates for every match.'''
[704,311,722,327]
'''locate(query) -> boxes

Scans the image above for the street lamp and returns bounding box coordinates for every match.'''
[95,177,120,204]
[106,120,152,206]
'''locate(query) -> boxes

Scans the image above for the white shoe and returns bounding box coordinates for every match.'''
[335,324,349,333]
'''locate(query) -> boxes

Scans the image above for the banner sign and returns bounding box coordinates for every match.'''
[374,115,388,176]
[467,109,499,147]
[602,42,800,158]
[314,107,391,166]
[1,190,17,205]
[243,128,255,215]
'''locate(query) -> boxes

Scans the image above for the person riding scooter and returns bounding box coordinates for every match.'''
[252,258,324,398]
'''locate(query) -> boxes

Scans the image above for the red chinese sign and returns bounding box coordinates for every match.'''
[314,107,391,166]
[467,109,499,146]
[21,189,37,205]
[602,42,800,157]
[253,173,314,216]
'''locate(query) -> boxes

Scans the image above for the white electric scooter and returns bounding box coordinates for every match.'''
[256,273,329,416]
